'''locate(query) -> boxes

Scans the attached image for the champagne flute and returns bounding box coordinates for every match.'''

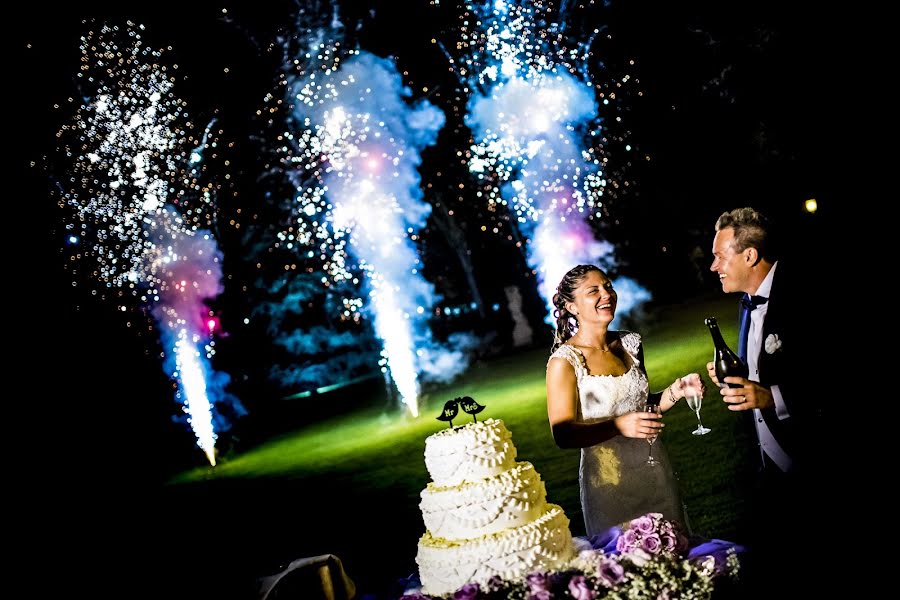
[643,403,661,466]
[685,385,710,435]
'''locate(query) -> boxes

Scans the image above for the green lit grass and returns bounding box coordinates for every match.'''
[164,294,755,596]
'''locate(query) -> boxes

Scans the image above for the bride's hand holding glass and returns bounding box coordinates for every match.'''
[612,410,664,439]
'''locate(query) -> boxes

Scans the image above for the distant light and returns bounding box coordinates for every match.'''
[492,303,500,311]
[804,198,818,214]
[243,318,250,325]
[68,235,79,244]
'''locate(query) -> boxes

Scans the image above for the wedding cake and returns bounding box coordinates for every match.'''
[415,418,575,596]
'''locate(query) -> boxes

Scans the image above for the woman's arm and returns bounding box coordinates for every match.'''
[635,342,690,413]
[547,356,662,448]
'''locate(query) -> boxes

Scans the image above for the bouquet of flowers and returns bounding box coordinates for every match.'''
[400,513,741,600]
[614,512,689,556]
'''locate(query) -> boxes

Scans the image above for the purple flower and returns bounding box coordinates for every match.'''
[632,515,656,534]
[616,528,639,552]
[525,572,549,593]
[661,534,677,551]
[567,575,596,600]
[526,592,552,600]
[597,556,626,587]
[641,533,662,554]
[453,582,480,600]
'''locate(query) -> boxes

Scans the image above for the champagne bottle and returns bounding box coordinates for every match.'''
[704,317,748,388]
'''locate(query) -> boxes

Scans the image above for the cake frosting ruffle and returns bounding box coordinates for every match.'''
[424,418,516,487]
[420,461,547,540]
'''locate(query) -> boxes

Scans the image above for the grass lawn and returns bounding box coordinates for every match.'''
[160,294,756,599]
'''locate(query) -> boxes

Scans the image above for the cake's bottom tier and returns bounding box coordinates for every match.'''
[416,504,575,597]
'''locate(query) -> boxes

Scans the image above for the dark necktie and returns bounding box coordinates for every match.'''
[737,294,768,362]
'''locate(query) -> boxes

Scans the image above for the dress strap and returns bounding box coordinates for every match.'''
[549,344,588,380]
[620,331,643,367]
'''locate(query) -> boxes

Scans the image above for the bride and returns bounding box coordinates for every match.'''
[546,264,701,535]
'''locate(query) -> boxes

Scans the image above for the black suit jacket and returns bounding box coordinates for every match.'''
[747,259,824,472]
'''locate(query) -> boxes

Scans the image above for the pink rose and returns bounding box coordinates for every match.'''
[632,515,655,534]
[567,575,596,600]
[616,528,639,552]
[526,572,549,593]
[453,583,480,600]
[661,534,677,551]
[597,556,625,587]
[641,533,662,554]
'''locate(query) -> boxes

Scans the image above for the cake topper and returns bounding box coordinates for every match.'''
[458,396,485,421]
[436,399,460,428]
[436,396,486,428]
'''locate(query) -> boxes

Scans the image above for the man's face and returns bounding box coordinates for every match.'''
[710,227,750,294]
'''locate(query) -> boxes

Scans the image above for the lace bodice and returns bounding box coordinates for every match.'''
[549,332,649,419]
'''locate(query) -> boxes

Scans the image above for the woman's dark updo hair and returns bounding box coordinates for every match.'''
[551,264,605,351]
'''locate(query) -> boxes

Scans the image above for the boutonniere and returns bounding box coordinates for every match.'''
[764,333,782,354]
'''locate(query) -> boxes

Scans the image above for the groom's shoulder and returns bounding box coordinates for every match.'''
[773,252,821,295]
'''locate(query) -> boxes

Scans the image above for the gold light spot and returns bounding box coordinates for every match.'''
[597,446,621,485]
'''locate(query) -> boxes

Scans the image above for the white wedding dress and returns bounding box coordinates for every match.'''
[550,332,686,536]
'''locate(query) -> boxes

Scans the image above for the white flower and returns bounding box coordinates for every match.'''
[625,548,653,567]
[697,555,717,575]
[764,333,782,354]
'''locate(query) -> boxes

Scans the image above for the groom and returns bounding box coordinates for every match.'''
[707,207,823,472]
[707,207,824,591]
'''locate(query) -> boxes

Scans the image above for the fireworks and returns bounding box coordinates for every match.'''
[444,0,650,320]
[270,12,469,417]
[57,22,241,465]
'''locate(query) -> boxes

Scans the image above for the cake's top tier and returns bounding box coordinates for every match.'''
[424,418,517,487]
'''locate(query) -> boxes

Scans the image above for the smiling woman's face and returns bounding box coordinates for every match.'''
[567,269,617,326]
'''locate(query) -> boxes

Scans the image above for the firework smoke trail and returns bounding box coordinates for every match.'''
[278,13,465,417]
[460,0,649,322]
[59,23,241,465]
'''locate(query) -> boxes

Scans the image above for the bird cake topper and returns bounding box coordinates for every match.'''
[436,396,486,428]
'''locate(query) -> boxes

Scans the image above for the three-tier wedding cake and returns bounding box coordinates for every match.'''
[415,418,575,596]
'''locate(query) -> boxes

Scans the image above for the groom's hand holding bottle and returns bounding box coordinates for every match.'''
[706,360,775,411]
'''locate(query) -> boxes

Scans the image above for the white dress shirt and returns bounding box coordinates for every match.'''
[749,262,793,473]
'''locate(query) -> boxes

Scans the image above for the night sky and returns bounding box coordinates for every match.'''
[16,1,833,595]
